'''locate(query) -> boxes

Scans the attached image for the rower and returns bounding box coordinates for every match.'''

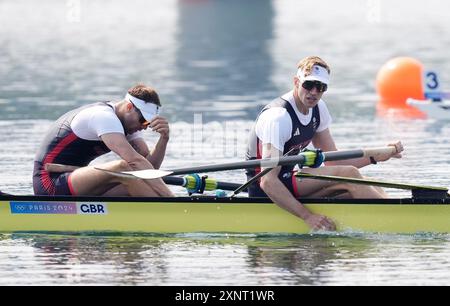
[245,56,404,231]
[33,84,174,197]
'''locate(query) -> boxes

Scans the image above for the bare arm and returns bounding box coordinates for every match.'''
[44,135,154,173]
[259,144,335,231]
[129,137,168,170]
[46,119,169,173]
[101,133,153,170]
[312,128,369,168]
[131,115,170,169]
[101,132,173,196]
[148,136,169,169]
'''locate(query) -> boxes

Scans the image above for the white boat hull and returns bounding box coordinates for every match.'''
[407,98,450,120]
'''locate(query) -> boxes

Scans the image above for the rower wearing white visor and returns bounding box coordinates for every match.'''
[246,56,404,231]
[33,83,174,197]
[125,93,160,128]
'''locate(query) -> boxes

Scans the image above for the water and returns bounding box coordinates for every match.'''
[2,232,450,286]
[1,0,450,285]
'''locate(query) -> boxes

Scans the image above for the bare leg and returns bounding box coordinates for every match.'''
[363,177,389,197]
[296,166,386,199]
[101,184,129,196]
[69,160,174,196]
[304,186,351,198]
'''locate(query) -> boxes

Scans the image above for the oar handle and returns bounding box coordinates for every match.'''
[362,146,398,160]
[323,147,398,162]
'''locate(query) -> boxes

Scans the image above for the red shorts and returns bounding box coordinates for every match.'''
[33,162,75,195]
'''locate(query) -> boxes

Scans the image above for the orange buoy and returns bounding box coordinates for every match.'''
[376,57,426,118]
[376,57,425,106]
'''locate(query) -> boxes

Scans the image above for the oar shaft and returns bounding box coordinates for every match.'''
[170,155,308,176]
[231,148,297,198]
[215,181,242,191]
[231,168,269,197]
[296,172,449,199]
[296,173,448,191]
[229,148,396,197]
[162,176,241,191]
[168,147,394,176]
[162,176,185,186]
[93,147,399,180]
[322,149,364,162]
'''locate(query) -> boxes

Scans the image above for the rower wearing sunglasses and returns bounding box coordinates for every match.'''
[246,56,403,231]
[33,84,174,197]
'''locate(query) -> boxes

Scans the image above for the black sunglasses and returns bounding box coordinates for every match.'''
[302,80,328,93]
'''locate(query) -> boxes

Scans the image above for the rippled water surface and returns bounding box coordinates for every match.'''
[1,0,450,285]
[2,232,450,286]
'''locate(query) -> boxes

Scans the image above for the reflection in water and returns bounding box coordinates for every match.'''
[173,0,276,121]
[4,233,450,285]
[0,233,374,285]
[245,235,374,285]
[3,234,171,285]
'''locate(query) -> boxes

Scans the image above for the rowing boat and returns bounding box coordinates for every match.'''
[2,147,449,234]
[1,193,450,234]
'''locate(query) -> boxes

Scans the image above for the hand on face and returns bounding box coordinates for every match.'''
[131,103,167,138]
[146,115,170,139]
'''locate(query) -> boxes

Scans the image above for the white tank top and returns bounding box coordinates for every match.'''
[71,102,143,141]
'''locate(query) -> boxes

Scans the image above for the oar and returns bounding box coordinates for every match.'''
[163,174,241,193]
[230,148,298,198]
[95,146,397,180]
[296,172,449,198]
[229,166,268,198]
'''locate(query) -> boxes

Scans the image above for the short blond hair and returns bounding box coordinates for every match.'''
[127,83,161,106]
[297,56,330,76]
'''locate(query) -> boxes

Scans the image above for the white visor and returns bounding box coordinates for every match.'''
[297,65,330,85]
[125,93,160,122]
